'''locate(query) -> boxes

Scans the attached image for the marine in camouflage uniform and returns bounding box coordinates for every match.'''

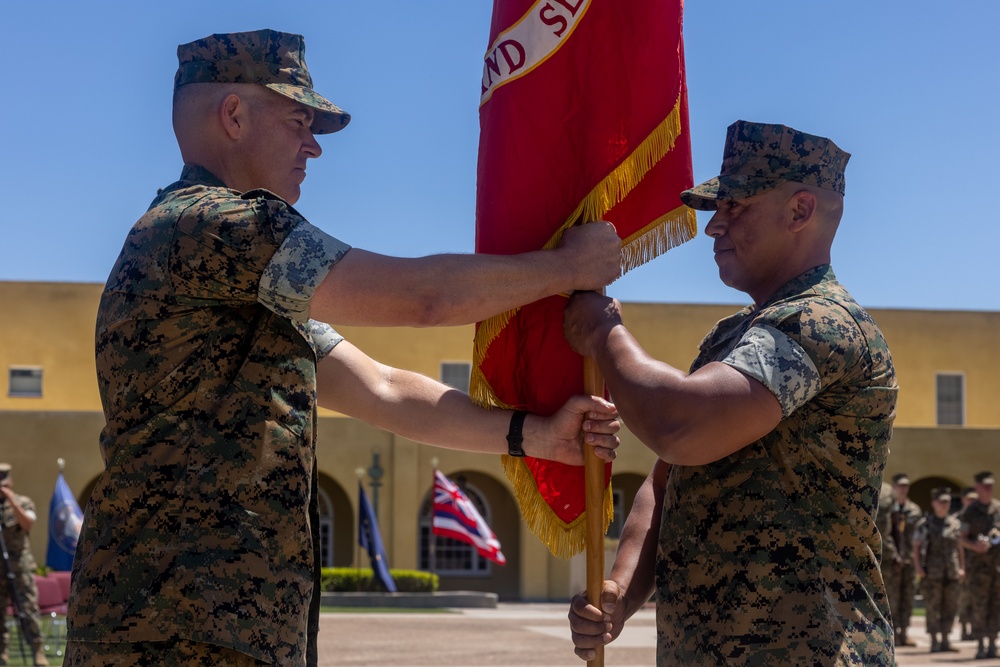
[0,464,48,666]
[66,28,624,667]
[64,30,353,667]
[565,122,898,666]
[65,163,347,667]
[959,472,1000,659]
[881,473,922,646]
[912,488,964,652]
[652,264,895,666]
[958,487,979,640]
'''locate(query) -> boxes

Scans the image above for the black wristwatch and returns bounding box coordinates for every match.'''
[506,410,528,457]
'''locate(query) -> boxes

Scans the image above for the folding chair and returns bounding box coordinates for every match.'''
[47,570,72,605]
[34,574,68,659]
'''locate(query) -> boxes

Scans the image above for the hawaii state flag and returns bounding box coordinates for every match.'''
[473,0,694,557]
[46,472,83,571]
[433,470,506,565]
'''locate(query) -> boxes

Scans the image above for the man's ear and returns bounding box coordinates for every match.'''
[788,189,817,233]
[219,93,245,140]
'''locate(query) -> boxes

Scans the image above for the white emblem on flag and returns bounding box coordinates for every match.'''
[481,0,591,105]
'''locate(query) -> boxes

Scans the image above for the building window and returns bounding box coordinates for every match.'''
[936,373,964,426]
[440,362,471,394]
[418,478,492,576]
[9,367,43,397]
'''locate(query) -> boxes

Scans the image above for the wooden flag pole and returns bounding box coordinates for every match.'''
[583,352,606,667]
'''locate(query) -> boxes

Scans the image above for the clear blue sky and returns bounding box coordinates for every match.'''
[3,1,998,311]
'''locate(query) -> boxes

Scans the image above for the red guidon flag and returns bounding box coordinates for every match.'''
[473,0,695,558]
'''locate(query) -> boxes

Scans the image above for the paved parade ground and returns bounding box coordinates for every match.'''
[318,603,1000,667]
[5,601,995,665]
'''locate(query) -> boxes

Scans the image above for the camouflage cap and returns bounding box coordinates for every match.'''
[175,29,350,135]
[931,487,952,501]
[892,473,911,486]
[681,120,850,211]
[975,471,996,485]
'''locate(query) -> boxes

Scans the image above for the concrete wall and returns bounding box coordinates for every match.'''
[0,282,103,412]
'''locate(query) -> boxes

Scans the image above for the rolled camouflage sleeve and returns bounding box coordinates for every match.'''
[722,324,822,417]
[258,220,351,322]
[307,319,343,361]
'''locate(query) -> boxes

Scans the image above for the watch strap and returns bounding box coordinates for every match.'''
[506,410,528,457]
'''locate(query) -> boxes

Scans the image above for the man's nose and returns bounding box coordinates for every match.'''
[303,133,322,159]
[704,210,726,238]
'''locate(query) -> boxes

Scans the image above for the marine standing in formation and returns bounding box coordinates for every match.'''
[960,471,1000,659]
[912,487,964,653]
[959,486,980,640]
[883,472,923,646]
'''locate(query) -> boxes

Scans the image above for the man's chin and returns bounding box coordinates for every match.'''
[281,186,302,205]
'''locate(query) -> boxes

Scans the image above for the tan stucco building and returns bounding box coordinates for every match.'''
[2,281,998,599]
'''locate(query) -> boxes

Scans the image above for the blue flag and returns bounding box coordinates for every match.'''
[358,482,396,593]
[46,473,83,571]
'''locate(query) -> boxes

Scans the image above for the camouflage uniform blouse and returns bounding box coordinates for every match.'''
[67,165,351,666]
[655,265,898,666]
[914,513,963,581]
[1,492,38,573]
[888,497,923,565]
[960,499,1000,571]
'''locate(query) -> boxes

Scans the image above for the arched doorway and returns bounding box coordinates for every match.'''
[317,472,353,567]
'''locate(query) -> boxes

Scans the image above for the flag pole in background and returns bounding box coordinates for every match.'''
[46,457,83,572]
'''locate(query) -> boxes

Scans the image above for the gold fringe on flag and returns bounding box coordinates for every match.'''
[471,308,517,409]
[472,94,696,557]
[621,204,698,272]
[541,94,693,252]
[501,454,615,559]
[470,362,513,410]
[472,93,695,408]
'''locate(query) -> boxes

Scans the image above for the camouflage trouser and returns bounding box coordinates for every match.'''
[959,575,973,625]
[64,639,269,666]
[883,560,916,631]
[966,564,1000,639]
[921,576,959,634]
[0,566,44,648]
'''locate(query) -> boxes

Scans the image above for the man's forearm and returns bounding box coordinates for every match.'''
[355,366,518,452]
[309,250,571,327]
[310,222,621,328]
[609,461,668,620]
